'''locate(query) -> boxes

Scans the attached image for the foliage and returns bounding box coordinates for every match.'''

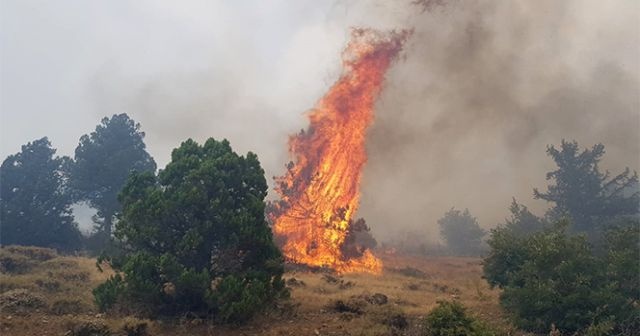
[70,113,156,246]
[501,199,547,237]
[483,220,640,334]
[0,138,82,250]
[438,208,486,256]
[533,140,639,237]
[93,273,125,312]
[94,138,286,323]
[423,300,497,336]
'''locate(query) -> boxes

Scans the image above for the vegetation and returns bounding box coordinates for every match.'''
[483,140,640,334]
[500,199,547,237]
[484,220,639,334]
[423,300,497,336]
[438,208,486,256]
[69,113,156,249]
[533,140,639,238]
[1,245,504,336]
[0,138,82,250]
[94,138,286,323]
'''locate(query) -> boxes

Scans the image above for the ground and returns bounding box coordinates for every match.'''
[0,246,526,336]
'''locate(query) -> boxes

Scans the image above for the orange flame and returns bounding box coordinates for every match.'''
[271,29,410,274]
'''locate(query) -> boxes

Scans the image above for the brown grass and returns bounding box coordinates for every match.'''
[0,246,526,336]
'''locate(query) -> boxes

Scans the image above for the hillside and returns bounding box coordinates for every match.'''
[0,246,522,335]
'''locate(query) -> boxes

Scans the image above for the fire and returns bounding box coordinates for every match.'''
[270,29,410,274]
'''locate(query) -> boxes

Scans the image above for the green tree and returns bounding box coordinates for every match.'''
[534,140,639,236]
[94,138,285,323]
[0,138,81,250]
[500,199,547,237]
[484,220,639,334]
[438,208,485,256]
[70,114,156,243]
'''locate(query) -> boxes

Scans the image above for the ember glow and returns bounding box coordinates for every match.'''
[270,29,410,274]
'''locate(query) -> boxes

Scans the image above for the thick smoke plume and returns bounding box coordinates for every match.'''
[358,0,640,242]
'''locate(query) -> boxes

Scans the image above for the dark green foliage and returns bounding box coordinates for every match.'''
[70,113,156,246]
[0,138,82,250]
[502,199,547,237]
[93,273,125,312]
[423,300,496,336]
[94,138,285,323]
[534,140,639,237]
[438,208,486,256]
[483,220,640,334]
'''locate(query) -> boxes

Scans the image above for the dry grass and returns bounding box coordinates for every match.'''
[0,247,525,336]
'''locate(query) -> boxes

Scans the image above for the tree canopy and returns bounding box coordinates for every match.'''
[94,138,285,323]
[534,140,639,235]
[70,113,156,242]
[438,208,486,256]
[0,138,81,250]
[500,199,547,237]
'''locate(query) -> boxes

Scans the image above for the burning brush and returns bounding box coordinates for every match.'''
[269,28,411,274]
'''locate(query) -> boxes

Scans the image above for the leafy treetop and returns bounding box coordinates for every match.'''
[534,140,638,235]
[70,113,156,238]
[0,137,81,250]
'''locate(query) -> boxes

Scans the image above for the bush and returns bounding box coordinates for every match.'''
[423,301,496,336]
[93,274,125,312]
[483,220,640,334]
[93,138,286,323]
[438,208,486,256]
[370,305,408,330]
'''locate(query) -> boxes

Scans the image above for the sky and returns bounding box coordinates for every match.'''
[1,0,639,241]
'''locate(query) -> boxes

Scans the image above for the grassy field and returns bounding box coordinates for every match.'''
[0,246,526,336]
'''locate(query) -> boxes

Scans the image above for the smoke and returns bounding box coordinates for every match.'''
[358,0,640,242]
[2,1,638,243]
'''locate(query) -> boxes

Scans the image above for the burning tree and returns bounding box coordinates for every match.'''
[269,29,410,274]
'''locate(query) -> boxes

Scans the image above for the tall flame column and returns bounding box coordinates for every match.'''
[270,29,410,274]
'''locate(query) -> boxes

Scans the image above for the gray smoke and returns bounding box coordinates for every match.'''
[359,0,640,242]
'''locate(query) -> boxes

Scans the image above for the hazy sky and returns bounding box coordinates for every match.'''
[2,1,638,241]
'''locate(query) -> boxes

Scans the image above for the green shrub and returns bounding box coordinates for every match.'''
[93,138,286,323]
[483,220,640,334]
[423,301,496,336]
[93,274,124,312]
